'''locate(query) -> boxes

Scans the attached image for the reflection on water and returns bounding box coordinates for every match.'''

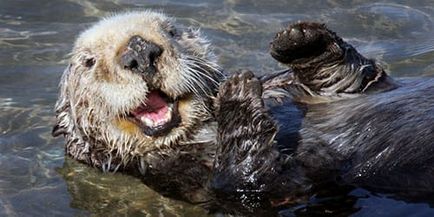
[57,158,209,216]
[0,0,434,216]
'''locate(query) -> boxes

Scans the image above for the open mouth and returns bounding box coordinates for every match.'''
[128,90,181,137]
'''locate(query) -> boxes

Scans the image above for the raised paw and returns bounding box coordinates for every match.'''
[268,22,396,99]
[216,70,263,110]
[270,22,338,64]
[213,70,280,194]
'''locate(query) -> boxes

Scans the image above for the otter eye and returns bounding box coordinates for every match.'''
[168,28,177,38]
[84,58,95,68]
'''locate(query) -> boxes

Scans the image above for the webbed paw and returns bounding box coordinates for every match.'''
[270,22,338,64]
[216,70,263,110]
[213,70,279,193]
[269,22,396,99]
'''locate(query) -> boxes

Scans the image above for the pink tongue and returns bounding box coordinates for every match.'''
[144,106,168,122]
[135,91,169,123]
[144,91,168,111]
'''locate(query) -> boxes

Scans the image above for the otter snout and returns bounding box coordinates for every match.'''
[120,35,163,75]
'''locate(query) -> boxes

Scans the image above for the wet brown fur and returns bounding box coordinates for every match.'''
[54,13,434,215]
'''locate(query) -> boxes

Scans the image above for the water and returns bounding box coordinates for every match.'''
[1,0,434,216]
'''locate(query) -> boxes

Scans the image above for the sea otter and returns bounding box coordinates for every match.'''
[53,11,434,213]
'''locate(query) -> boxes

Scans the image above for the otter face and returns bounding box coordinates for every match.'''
[53,11,223,167]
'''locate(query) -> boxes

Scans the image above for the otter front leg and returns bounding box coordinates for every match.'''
[269,22,397,102]
[212,70,280,193]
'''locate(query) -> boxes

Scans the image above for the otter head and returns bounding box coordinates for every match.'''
[53,11,223,170]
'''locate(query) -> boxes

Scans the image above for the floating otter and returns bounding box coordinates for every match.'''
[53,11,434,213]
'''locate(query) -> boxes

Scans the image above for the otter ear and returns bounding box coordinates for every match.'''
[52,64,74,138]
[52,124,66,137]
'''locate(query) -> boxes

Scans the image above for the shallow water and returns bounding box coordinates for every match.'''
[1,0,434,216]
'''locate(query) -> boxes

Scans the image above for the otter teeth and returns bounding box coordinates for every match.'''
[141,116,155,127]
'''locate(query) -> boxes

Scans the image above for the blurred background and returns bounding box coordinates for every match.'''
[0,0,434,216]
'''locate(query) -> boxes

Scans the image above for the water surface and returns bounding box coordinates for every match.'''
[1,0,434,216]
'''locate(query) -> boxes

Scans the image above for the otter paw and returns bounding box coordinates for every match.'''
[216,70,263,109]
[270,22,336,64]
[213,70,279,193]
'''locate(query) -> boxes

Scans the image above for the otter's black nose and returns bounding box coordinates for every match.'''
[120,35,163,74]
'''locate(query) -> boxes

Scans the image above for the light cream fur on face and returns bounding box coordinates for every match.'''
[54,11,223,170]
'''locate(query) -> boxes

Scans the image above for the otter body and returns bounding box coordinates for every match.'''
[267,77,434,193]
[212,73,434,202]
[266,23,434,195]
[212,22,434,204]
[53,11,434,213]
